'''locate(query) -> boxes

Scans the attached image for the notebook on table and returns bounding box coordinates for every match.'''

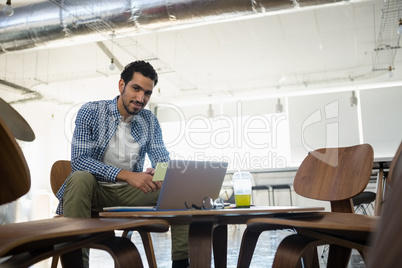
[103,159,228,212]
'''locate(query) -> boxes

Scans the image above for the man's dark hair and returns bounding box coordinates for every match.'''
[120,60,158,86]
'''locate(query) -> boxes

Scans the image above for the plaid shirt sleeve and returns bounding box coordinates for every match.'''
[70,101,121,182]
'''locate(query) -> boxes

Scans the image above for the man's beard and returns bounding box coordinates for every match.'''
[123,99,143,115]
[122,89,143,115]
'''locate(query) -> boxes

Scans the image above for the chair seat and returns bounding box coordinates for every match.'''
[352,191,376,206]
[270,184,293,206]
[0,217,169,257]
[247,212,378,248]
[252,185,270,190]
[248,212,377,230]
[252,185,271,205]
[270,184,292,190]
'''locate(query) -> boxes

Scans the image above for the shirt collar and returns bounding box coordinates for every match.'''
[112,95,142,123]
[110,96,121,119]
[121,115,134,123]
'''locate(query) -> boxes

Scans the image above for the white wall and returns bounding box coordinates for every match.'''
[360,86,402,157]
[288,90,361,164]
[158,88,402,168]
[12,100,71,220]
[5,85,402,221]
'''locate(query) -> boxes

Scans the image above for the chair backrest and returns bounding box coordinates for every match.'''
[293,144,374,213]
[387,142,402,187]
[366,142,402,268]
[379,142,402,205]
[50,160,72,196]
[0,97,35,142]
[0,117,31,205]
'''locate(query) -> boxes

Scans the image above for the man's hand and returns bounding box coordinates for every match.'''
[145,167,155,175]
[116,169,162,193]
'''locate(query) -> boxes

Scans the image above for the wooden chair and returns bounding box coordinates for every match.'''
[0,117,169,267]
[366,142,402,267]
[237,144,375,268]
[267,142,402,268]
[352,191,376,215]
[50,160,165,268]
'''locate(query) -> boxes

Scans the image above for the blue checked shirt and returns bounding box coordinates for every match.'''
[55,96,170,215]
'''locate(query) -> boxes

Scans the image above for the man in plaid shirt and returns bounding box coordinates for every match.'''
[56,61,189,268]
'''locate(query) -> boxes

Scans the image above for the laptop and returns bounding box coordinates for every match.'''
[103,159,228,211]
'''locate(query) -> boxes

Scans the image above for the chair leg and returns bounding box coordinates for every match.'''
[301,246,320,268]
[358,249,367,263]
[272,234,321,268]
[326,244,351,268]
[51,255,59,268]
[92,236,144,268]
[237,227,264,268]
[122,230,133,239]
[288,187,293,206]
[138,231,157,268]
[122,230,157,268]
[60,248,86,267]
[213,224,228,268]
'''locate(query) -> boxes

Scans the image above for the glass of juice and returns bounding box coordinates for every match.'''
[232,172,253,208]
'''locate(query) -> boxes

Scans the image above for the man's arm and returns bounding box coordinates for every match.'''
[70,102,121,182]
[116,168,162,193]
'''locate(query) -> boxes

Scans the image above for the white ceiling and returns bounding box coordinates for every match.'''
[0,0,401,107]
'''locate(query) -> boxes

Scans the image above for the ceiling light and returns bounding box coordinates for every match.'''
[109,58,115,71]
[275,98,283,113]
[350,91,357,107]
[388,66,393,78]
[278,75,287,84]
[3,0,13,16]
[398,19,402,35]
[207,104,214,118]
[108,31,116,71]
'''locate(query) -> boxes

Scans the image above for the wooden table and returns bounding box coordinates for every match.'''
[100,205,325,267]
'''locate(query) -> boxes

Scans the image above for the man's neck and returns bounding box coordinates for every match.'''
[121,115,134,123]
[116,96,132,122]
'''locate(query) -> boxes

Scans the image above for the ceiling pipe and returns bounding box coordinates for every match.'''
[0,0,346,53]
[0,79,43,103]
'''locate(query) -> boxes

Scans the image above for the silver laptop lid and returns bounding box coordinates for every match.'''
[156,160,228,210]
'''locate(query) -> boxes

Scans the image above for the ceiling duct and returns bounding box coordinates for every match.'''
[0,0,345,53]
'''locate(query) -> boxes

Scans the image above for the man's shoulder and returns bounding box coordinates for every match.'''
[76,99,118,124]
[82,99,114,109]
[79,98,116,114]
[137,109,159,122]
[139,108,154,117]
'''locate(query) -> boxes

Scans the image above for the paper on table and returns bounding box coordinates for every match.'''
[153,162,169,181]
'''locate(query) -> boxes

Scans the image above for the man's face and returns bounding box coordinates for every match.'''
[118,72,154,116]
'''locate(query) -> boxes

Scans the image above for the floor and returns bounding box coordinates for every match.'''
[33,224,366,268]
